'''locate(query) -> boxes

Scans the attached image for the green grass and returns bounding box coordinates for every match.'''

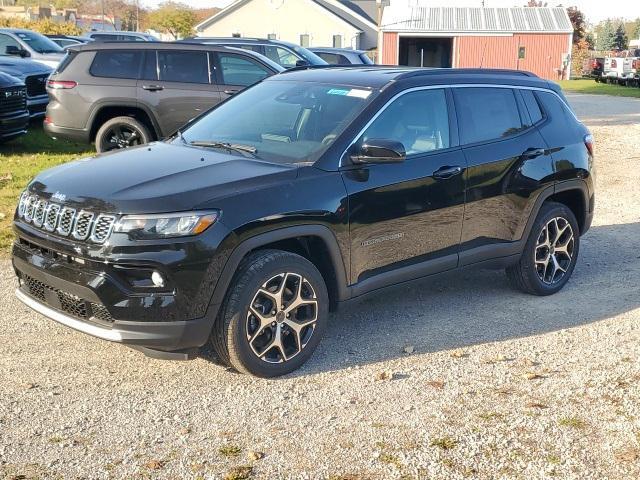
[0,126,92,253]
[559,79,640,98]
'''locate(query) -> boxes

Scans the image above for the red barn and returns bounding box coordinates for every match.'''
[380,5,574,81]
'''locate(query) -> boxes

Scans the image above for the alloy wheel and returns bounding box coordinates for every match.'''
[103,125,142,150]
[534,217,575,285]
[246,272,318,364]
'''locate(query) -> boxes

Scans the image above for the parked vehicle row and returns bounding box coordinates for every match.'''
[0,70,29,143]
[12,67,595,376]
[593,49,640,87]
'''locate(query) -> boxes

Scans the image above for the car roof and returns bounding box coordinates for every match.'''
[310,47,366,55]
[66,41,285,72]
[89,31,149,36]
[270,66,553,90]
[184,37,294,46]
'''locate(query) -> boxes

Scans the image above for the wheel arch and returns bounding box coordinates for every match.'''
[207,226,351,319]
[88,102,161,142]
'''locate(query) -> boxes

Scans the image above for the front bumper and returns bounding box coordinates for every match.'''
[27,96,48,119]
[12,219,234,353]
[0,111,29,141]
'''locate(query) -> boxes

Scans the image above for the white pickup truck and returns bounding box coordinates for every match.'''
[602,50,640,85]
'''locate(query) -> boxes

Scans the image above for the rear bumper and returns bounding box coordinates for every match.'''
[44,120,90,143]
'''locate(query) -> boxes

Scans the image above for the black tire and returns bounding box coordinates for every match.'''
[506,202,580,296]
[95,116,152,153]
[211,249,329,377]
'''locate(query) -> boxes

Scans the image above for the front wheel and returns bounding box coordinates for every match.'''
[211,250,329,377]
[95,116,152,153]
[506,202,580,296]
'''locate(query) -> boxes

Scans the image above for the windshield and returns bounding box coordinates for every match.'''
[180,80,375,164]
[14,31,63,54]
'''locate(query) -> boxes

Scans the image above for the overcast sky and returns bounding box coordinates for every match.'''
[142,0,640,23]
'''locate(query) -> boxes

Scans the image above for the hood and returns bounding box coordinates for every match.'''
[0,71,23,88]
[29,142,298,214]
[0,55,52,80]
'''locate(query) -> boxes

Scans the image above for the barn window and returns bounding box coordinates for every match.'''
[232,32,241,38]
[268,33,277,40]
[300,34,310,47]
[333,35,342,48]
[518,46,526,59]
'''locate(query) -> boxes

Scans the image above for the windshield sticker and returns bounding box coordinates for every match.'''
[347,89,372,99]
[327,89,349,96]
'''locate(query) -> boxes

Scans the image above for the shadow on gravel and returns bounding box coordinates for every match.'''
[282,221,640,377]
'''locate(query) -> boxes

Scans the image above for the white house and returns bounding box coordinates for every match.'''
[195,0,380,51]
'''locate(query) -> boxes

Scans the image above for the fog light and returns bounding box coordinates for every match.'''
[151,271,165,288]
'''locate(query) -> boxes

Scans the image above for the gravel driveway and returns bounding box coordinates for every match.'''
[1,94,639,480]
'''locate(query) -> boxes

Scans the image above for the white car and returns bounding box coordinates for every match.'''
[0,28,65,69]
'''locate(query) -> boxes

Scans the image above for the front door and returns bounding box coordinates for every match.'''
[342,88,466,290]
[137,50,221,137]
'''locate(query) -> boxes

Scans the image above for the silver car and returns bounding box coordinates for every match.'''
[0,28,65,69]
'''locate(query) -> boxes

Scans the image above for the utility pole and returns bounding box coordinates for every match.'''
[101,0,105,31]
[136,0,140,32]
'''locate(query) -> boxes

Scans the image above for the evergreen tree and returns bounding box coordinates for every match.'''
[596,20,616,51]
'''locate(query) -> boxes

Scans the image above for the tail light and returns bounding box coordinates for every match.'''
[44,116,53,125]
[633,59,640,69]
[591,59,599,68]
[584,133,594,156]
[47,80,77,90]
[611,59,617,68]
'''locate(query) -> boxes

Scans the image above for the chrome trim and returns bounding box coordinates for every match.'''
[16,288,123,342]
[44,203,61,232]
[32,199,47,228]
[72,210,94,241]
[90,214,116,243]
[56,207,76,236]
[339,83,576,167]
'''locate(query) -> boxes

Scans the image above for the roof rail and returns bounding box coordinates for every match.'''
[401,68,538,78]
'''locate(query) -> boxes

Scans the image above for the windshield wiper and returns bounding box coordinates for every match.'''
[190,140,257,157]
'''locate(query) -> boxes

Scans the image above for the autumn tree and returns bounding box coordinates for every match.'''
[147,1,196,40]
[567,7,586,44]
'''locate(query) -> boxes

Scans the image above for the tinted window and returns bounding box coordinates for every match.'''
[218,53,270,86]
[263,45,299,68]
[521,89,543,124]
[90,50,142,79]
[359,53,374,65]
[13,31,62,53]
[91,34,117,42]
[158,50,209,84]
[141,50,158,80]
[360,89,450,155]
[316,52,350,65]
[0,33,21,54]
[454,88,523,144]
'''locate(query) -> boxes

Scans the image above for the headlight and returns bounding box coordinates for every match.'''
[114,211,219,239]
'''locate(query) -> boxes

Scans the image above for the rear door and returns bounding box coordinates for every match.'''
[211,51,274,100]
[137,49,221,137]
[453,86,555,265]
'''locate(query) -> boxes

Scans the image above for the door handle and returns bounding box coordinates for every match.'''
[142,84,164,91]
[433,165,463,180]
[521,148,546,159]
[223,89,239,95]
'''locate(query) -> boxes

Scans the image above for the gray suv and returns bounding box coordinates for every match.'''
[44,42,284,152]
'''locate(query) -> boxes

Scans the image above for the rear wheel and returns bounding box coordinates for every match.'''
[211,250,329,377]
[95,116,152,153]
[506,202,580,296]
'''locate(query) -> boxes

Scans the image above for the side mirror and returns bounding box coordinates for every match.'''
[6,45,29,58]
[295,59,309,67]
[350,139,406,165]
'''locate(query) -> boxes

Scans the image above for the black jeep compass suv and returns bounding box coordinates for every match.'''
[12,67,595,377]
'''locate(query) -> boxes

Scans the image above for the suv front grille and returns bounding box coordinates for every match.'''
[0,87,27,115]
[17,193,116,244]
[24,74,48,98]
[21,273,113,324]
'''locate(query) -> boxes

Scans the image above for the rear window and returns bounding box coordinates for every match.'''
[158,50,209,84]
[316,52,350,65]
[54,51,76,74]
[454,87,523,144]
[90,50,142,79]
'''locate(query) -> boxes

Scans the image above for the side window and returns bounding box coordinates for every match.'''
[89,50,142,79]
[520,89,543,124]
[454,88,523,144]
[141,50,158,80]
[360,89,450,156]
[0,34,21,54]
[158,50,209,84]
[317,52,339,64]
[217,53,271,86]
[263,45,299,68]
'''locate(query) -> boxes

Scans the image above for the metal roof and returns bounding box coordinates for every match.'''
[381,6,573,34]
